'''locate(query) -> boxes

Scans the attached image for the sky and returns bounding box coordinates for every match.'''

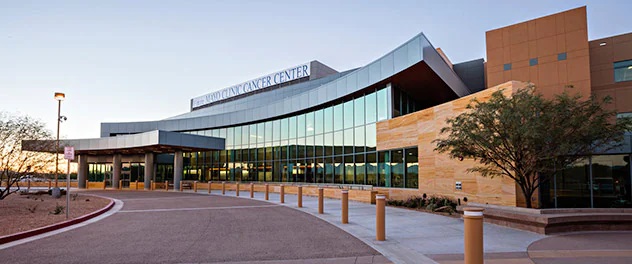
[1,0,631,139]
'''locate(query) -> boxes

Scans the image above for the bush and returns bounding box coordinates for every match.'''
[387,195,457,215]
[50,204,65,215]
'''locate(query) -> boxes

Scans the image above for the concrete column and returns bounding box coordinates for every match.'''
[77,155,88,189]
[174,151,183,191]
[112,154,121,189]
[144,153,154,190]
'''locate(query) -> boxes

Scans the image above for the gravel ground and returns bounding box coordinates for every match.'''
[0,192,110,236]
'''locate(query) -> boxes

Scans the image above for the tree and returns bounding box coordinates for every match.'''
[434,85,632,208]
[0,112,56,200]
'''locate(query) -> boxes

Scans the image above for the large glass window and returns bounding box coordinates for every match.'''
[289,116,297,138]
[365,91,377,124]
[297,114,306,137]
[377,87,389,121]
[344,101,354,129]
[591,155,631,208]
[306,112,314,136]
[391,150,404,188]
[281,118,289,140]
[405,148,418,189]
[366,153,377,186]
[333,104,343,131]
[265,121,273,142]
[553,159,591,208]
[615,60,632,83]
[324,106,334,133]
[354,97,365,127]
[315,109,324,135]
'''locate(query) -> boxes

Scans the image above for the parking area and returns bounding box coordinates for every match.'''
[0,191,388,264]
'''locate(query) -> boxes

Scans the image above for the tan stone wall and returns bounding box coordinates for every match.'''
[377,81,529,206]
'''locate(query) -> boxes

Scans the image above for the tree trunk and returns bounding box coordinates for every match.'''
[520,185,534,209]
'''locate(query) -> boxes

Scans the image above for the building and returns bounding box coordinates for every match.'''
[24,6,632,208]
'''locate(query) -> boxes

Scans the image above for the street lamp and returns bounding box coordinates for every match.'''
[54,92,65,187]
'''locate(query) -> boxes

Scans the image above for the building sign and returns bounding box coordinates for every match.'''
[191,62,311,109]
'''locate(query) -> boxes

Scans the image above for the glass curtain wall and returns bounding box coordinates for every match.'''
[180,84,419,188]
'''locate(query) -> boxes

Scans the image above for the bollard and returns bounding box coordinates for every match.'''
[250,183,254,198]
[27,179,31,193]
[208,181,212,194]
[342,190,349,224]
[222,182,226,195]
[103,179,106,190]
[48,180,52,191]
[165,181,168,191]
[236,182,240,196]
[280,184,285,203]
[297,186,303,208]
[463,207,484,264]
[318,188,324,214]
[194,181,198,192]
[119,180,122,190]
[86,180,89,190]
[135,180,138,190]
[180,181,183,192]
[376,195,386,241]
[151,180,154,191]
[265,184,269,200]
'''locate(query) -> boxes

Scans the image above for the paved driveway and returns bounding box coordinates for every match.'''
[0,191,388,264]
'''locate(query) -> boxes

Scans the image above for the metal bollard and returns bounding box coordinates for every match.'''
[180,181,183,192]
[376,195,386,241]
[48,180,52,191]
[222,182,226,195]
[135,180,138,191]
[194,181,198,192]
[165,181,168,191]
[250,183,254,198]
[342,190,349,224]
[318,188,324,214]
[86,180,89,190]
[208,181,212,194]
[103,179,106,190]
[119,180,122,190]
[463,207,484,264]
[265,184,269,200]
[280,184,285,203]
[150,180,154,191]
[297,186,303,208]
[236,182,240,196]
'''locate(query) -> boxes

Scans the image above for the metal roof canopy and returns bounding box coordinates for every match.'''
[22,130,225,156]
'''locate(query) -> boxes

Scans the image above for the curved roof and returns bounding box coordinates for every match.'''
[101,32,471,137]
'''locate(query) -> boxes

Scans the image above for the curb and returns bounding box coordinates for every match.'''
[0,198,115,245]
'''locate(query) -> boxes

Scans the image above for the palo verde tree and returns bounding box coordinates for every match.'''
[0,112,56,200]
[434,85,632,208]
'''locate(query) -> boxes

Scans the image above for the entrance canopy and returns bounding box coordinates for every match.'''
[22,130,225,156]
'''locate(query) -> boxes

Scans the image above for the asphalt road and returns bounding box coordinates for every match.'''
[1,191,388,264]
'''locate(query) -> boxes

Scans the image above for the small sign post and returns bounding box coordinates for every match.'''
[64,146,74,219]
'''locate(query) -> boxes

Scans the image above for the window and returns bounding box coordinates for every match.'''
[557,52,567,61]
[529,58,538,66]
[503,63,512,71]
[614,60,632,83]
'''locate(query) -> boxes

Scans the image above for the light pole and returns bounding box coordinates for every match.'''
[54,92,65,187]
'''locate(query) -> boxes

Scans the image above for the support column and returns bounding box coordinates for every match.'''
[77,155,88,189]
[174,151,183,191]
[144,152,154,190]
[112,154,121,189]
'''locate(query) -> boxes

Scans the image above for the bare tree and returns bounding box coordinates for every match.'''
[0,112,56,200]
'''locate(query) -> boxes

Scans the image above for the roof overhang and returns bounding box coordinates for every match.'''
[22,130,225,156]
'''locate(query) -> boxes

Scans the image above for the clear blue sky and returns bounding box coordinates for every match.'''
[1,0,630,139]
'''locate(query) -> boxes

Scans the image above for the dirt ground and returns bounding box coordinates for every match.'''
[0,192,111,237]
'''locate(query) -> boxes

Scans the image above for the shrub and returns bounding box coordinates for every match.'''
[387,195,457,215]
[50,204,65,215]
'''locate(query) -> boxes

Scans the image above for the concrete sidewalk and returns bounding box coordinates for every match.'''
[198,189,544,264]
